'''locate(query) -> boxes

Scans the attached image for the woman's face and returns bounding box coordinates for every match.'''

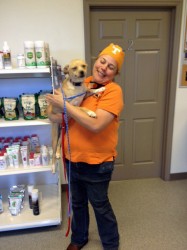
[92,55,118,84]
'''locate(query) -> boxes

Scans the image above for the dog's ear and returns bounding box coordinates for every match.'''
[63,64,69,75]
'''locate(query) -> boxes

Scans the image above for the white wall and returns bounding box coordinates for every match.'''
[0,0,187,174]
[0,0,85,184]
[170,0,187,173]
[0,0,85,66]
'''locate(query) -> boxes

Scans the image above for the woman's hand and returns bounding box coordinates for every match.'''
[48,112,62,123]
[46,89,65,123]
[46,89,64,110]
[46,89,115,133]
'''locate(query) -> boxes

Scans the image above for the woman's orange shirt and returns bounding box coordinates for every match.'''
[64,76,124,164]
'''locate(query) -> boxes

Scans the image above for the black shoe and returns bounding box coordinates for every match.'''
[66,240,88,250]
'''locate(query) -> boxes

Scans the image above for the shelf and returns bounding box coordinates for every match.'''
[0,165,52,176]
[0,61,62,233]
[0,68,50,74]
[0,118,51,127]
[0,184,62,232]
[0,68,51,79]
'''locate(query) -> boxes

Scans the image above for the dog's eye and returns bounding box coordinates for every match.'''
[82,64,86,69]
[72,67,77,71]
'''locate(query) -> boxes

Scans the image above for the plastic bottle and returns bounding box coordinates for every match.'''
[17,54,25,68]
[0,51,3,69]
[24,41,36,68]
[34,41,47,68]
[27,185,34,209]
[31,189,40,215]
[41,145,49,166]
[2,41,12,69]
[0,194,3,213]
[0,151,7,170]
[45,43,50,66]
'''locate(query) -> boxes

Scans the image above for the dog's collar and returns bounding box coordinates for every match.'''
[90,81,106,89]
[70,79,82,86]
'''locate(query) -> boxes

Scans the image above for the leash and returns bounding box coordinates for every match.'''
[50,58,72,235]
[50,59,72,236]
[61,90,72,237]
[60,84,102,236]
[64,91,86,102]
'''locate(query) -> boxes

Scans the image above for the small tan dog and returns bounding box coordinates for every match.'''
[47,59,105,172]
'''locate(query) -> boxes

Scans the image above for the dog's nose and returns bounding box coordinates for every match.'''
[80,71,85,77]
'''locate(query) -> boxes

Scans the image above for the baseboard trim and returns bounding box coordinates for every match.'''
[170,172,187,180]
[61,174,187,186]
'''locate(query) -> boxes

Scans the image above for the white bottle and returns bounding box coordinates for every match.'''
[31,189,40,215]
[3,41,12,69]
[0,152,7,170]
[24,41,36,68]
[34,41,47,68]
[45,43,50,66]
[0,51,3,69]
[17,54,25,68]
[27,185,34,209]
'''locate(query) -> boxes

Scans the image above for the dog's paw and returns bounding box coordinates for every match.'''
[51,164,56,174]
[56,152,61,159]
[87,110,97,118]
[94,87,106,93]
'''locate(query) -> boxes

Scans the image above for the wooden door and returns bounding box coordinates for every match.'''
[87,7,171,179]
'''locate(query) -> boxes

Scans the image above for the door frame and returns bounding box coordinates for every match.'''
[83,0,183,181]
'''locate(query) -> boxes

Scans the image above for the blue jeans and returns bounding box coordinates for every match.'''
[66,159,119,250]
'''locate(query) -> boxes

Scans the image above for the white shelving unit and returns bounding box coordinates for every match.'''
[0,184,61,232]
[0,165,52,176]
[0,68,50,74]
[0,118,51,127]
[0,68,50,78]
[0,68,62,232]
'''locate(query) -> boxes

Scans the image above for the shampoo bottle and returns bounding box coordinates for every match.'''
[3,41,12,69]
[27,185,34,209]
[32,189,40,215]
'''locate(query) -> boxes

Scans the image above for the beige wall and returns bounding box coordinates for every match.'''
[0,0,187,174]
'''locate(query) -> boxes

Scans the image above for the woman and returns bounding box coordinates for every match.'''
[46,43,125,250]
